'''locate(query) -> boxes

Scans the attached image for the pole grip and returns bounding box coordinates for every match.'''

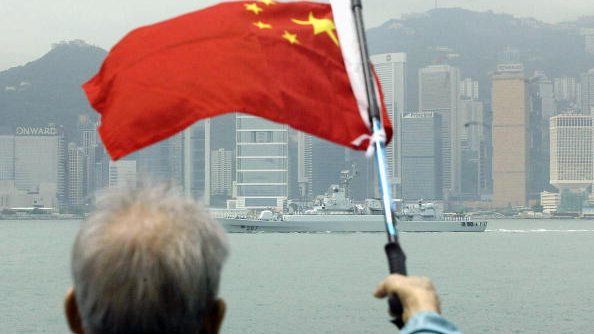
[385,241,407,328]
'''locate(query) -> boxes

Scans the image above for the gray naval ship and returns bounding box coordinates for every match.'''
[219,183,487,233]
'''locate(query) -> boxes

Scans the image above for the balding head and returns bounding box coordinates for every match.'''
[68,185,228,334]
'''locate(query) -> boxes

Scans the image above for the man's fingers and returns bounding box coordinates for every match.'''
[374,274,406,299]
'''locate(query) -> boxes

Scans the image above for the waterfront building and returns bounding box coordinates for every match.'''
[297,132,313,202]
[66,143,85,211]
[210,148,233,204]
[0,135,14,181]
[549,114,593,192]
[371,53,407,194]
[14,124,64,209]
[108,160,137,189]
[458,98,484,198]
[419,64,461,199]
[540,191,560,214]
[401,112,442,200]
[235,115,288,210]
[491,63,529,207]
[183,121,210,203]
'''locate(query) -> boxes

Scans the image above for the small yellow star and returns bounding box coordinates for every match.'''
[244,3,263,15]
[282,31,299,45]
[292,12,339,46]
[253,21,272,29]
[258,0,276,5]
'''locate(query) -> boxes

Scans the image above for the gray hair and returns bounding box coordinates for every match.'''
[71,184,229,334]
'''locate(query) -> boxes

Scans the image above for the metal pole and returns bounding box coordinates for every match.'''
[350,0,397,242]
[351,0,407,328]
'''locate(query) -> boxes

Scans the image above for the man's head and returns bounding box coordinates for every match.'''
[65,185,229,334]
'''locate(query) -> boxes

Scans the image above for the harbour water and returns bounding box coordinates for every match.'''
[1,219,593,333]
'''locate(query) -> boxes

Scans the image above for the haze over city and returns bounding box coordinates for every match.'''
[2,0,594,71]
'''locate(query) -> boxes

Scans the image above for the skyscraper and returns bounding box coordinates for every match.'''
[235,115,288,209]
[14,124,64,209]
[491,64,529,207]
[581,68,594,115]
[297,132,312,202]
[549,114,593,192]
[371,53,407,194]
[401,113,442,200]
[210,148,233,206]
[183,121,210,203]
[66,142,85,211]
[419,65,461,198]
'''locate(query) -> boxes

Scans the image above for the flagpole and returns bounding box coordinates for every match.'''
[351,0,407,328]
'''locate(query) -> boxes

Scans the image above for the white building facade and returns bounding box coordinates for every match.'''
[371,53,407,195]
[235,115,288,210]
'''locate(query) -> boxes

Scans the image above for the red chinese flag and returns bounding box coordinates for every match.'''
[83,0,392,160]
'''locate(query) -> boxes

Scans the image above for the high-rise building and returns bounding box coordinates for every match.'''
[371,53,407,194]
[491,64,530,207]
[419,64,461,198]
[66,142,85,211]
[458,98,484,198]
[581,69,594,115]
[549,114,593,192]
[108,160,137,189]
[532,71,556,120]
[297,132,312,202]
[235,115,288,209]
[401,113,442,200]
[183,121,210,203]
[14,124,64,209]
[210,148,233,205]
[0,135,14,181]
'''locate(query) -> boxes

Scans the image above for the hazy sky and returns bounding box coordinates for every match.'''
[1,0,593,71]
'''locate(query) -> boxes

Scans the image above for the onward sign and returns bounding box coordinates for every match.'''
[15,126,58,136]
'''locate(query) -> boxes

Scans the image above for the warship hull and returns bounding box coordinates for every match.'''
[219,215,487,233]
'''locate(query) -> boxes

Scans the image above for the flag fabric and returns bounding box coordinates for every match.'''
[83,0,391,160]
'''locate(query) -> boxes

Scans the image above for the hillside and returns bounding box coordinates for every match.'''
[0,40,106,138]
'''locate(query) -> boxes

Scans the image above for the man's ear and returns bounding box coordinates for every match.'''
[200,298,226,334]
[64,288,85,334]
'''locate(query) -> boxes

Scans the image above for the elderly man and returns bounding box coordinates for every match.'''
[64,185,229,334]
[64,185,458,334]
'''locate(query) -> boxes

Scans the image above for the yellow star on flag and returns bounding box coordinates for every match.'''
[258,0,276,5]
[253,21,272,29]
[282,31,299,45]
[244,3,263,15]
[292,12,339,46]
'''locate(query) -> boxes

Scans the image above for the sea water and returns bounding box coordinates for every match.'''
[1,219,593,333]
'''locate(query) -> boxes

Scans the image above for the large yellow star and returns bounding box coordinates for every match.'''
[282,31,299,45]
[292,12,339,46]
[258,0,276,5]
[244,3,263,15]
[253,21,272,29]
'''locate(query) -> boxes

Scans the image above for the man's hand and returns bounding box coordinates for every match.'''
[374,274,441,323]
